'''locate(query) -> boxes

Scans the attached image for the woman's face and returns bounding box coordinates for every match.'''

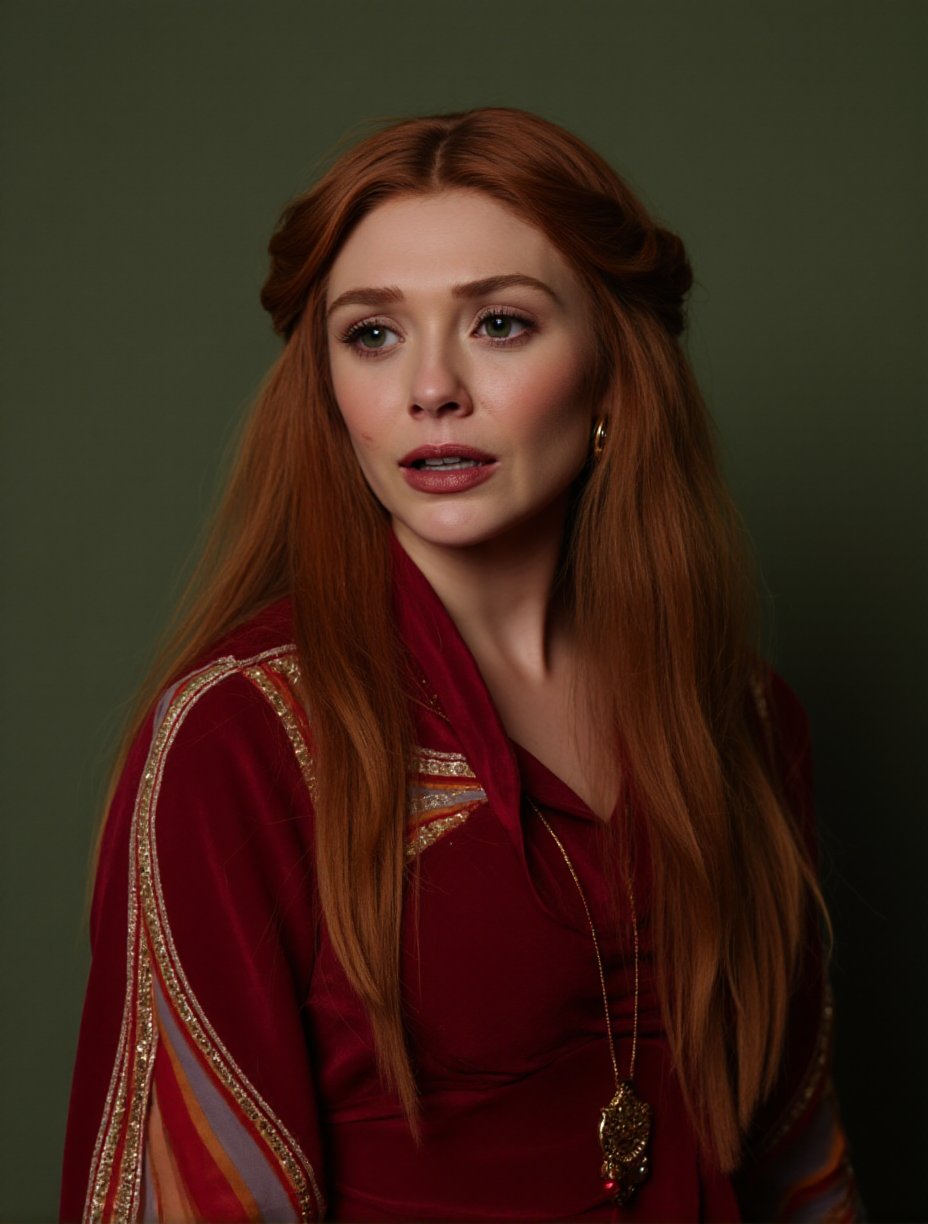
[325,190,600,558]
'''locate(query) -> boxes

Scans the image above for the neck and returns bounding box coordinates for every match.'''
[392,503,569,682]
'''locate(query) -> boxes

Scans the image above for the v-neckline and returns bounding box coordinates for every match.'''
[510,738,615,824]
[389,531,621,827]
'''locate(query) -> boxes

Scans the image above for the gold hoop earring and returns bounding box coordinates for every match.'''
[591,417,608,459]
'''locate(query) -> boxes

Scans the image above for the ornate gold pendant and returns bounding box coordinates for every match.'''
[599,1080,652,1206]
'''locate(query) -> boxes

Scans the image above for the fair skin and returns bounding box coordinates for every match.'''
[325,190,616,819]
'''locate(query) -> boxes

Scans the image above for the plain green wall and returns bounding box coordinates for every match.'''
[1,2,924,1219]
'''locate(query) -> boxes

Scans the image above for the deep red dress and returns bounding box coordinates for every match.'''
[60,538,859,1221]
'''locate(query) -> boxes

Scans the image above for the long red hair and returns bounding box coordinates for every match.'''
[95,107,825,1171]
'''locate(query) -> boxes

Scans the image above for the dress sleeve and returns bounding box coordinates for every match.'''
[60,656,326,1222]
[734,670,863,1223]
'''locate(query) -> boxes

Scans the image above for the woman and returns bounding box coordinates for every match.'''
[60,107,859,1222]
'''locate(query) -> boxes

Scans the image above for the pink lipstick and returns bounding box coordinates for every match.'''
[399,444,498,494]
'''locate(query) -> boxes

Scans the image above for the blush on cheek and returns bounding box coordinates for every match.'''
[516,351,591,411]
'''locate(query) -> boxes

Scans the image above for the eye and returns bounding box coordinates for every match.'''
[340,319,401,356]
[474,309,534,343]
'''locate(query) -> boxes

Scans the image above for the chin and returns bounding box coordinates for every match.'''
[391,504,549,555]
[394,518,502,553]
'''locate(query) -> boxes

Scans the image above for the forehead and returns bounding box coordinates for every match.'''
[325,190,583,301]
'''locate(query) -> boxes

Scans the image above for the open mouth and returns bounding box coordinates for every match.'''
[410,456,486,471]
[399,445,498,493]
[400,444,497,469]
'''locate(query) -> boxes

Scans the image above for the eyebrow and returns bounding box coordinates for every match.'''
[326,273,560,318]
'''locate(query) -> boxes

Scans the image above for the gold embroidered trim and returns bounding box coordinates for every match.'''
[413,747,476,779]
[760,979,834,1153]
[747,668,834,1156]
[254,653,481,864]
[409,789,484,818]
[113,954,158,1219]
[268,653,302,691]
[405,811,471,860]
[83,909,136,1219]
[412,667,451,724]
[84,945,135,1219]
[145,654,323,1219]
[87,650,324,1222]
[750,669,779,774]
[750,671,770,727]
[245,662,316,798]
[88,660,235,1222]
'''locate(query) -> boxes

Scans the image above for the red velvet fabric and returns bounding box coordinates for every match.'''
[60,539,828,1221]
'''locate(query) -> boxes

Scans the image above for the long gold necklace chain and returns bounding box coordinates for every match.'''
[409,660,652,1203]
[527,798,652,1206]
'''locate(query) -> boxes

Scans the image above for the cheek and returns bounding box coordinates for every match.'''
[326,373,388,501]
[340,428,392,513]
[501,353,591,454]
[351,426,377,445]
[330,363,388,451]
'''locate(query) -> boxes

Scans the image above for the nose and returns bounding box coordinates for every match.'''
[407,338,474,420]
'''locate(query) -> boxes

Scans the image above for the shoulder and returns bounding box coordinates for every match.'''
[192,594,298,668]
[752,665,813,770]
[750,663,817,854]
[146,596,303,747]
[739,669,835,1170]
[750,662,812,763]
[94,600,313,936]
[69,603,325,1220]
[145,600,309,799]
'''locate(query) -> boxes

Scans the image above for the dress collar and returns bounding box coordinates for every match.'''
[388,532,526,857]
[510,740,597,821]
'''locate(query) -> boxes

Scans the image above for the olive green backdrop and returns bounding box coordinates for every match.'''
[1,2,924,1219]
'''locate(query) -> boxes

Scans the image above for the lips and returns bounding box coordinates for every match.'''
[399,443,497,469]
[399,443,498,494]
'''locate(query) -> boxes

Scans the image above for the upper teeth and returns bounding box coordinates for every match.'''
[421,456,479,468]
